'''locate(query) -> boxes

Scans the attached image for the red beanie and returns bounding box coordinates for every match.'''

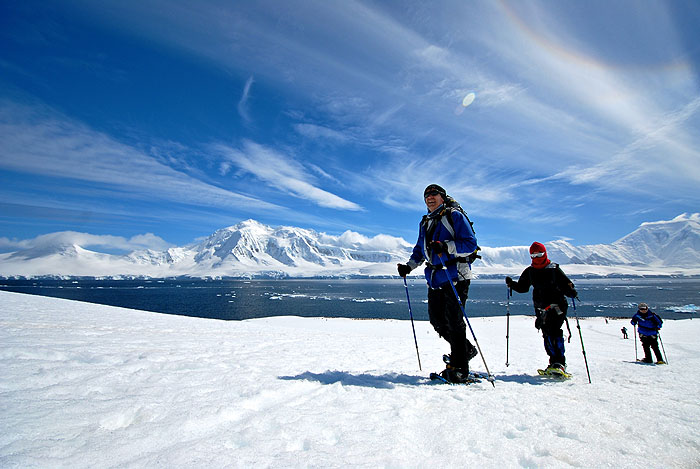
[530,242,550,269]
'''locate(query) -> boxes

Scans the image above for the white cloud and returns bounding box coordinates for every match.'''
[215,140,363,211]
[237,75,254,122]
[318,230,411,251]
[293,123,349,142]
[0,100,282,212]
[0,231,171,253]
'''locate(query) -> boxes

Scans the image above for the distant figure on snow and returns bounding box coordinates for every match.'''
[631,303,665,364]
[506,242,577,375]
[397,184,480,384]
[621,327,628,339]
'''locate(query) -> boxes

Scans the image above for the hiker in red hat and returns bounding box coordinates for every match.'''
[505,242,577,374]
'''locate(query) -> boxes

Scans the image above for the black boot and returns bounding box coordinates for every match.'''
[467,343,478,362]
[440,367,471,384]
[443,346,478,367]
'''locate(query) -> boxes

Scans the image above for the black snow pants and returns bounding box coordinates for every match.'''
[427,280,475,370]
[640,334,663,362]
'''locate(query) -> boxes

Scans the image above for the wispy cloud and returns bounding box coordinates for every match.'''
[0,99,282,213]
[237,75,254,123]
[293,123,349,142]
[214,140,363,211]
[551,95,700,192]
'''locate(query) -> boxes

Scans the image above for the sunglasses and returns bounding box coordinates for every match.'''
[424,190,441,198]
[530,252,545,258]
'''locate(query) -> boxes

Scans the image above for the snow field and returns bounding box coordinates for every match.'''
[1,290,699,468]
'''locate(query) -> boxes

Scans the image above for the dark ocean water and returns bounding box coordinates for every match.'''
[1,277,698,321]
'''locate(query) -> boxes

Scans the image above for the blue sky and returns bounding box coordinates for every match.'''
[1,0,699,254]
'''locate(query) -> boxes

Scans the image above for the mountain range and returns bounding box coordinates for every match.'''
[1,214,699,278]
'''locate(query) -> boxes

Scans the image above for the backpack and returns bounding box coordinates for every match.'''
[444,196,477,236]
[422,195,481,263]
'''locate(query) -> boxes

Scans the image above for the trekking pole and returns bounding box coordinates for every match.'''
[658,332,668,364]
[634,324,638,361]
[402,277,422,371]
[505,287,511,367]
[572,297,592,384]
[437,254,495,387]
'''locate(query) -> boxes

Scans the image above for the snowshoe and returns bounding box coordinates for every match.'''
[537,364,572,379]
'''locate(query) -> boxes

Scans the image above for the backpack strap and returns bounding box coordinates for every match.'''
[441,207,481,263]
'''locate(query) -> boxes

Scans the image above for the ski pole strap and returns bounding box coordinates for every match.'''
[564,317,572,343]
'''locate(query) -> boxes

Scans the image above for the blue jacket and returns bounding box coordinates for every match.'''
[631,310,663,337]
[407,205,478,289]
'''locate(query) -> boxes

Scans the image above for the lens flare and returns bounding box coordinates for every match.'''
[462,92,476,107]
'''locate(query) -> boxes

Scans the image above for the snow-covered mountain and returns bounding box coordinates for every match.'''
[1,214,699,278]
[0,219,414,278]
[477,214,700,276]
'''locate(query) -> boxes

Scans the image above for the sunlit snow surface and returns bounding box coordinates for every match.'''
[1,291,699,467]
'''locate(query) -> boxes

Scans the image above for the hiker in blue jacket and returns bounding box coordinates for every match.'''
[397,184,479,383]
[631,303,665,364]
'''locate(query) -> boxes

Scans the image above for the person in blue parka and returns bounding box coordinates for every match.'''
[631,303,665,364]
[397,184,479,383]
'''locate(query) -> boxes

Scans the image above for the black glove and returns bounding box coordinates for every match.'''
[505,276,513,287]
[570,289,578,299]
[397,263,411,278]
[429,240,447,254]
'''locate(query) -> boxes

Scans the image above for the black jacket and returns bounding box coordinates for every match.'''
[510,263,576,311]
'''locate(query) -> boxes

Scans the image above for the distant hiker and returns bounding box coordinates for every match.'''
[397,184,479,383]
[505,242,577,375]
[621,327,628,339]
[631,303,665,364]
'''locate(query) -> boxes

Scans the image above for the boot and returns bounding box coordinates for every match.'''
[440,367,471,384]
[547,363,566,372]
[467,343,478,362]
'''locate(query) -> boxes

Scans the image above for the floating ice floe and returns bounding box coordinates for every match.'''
[667,304,698,314]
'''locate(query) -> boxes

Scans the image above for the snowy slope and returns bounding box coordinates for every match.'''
[1,291,699,467]
[1,214,699,277]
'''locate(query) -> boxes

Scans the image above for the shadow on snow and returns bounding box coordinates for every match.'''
[279,370,427,389]
[280,370,559,388]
